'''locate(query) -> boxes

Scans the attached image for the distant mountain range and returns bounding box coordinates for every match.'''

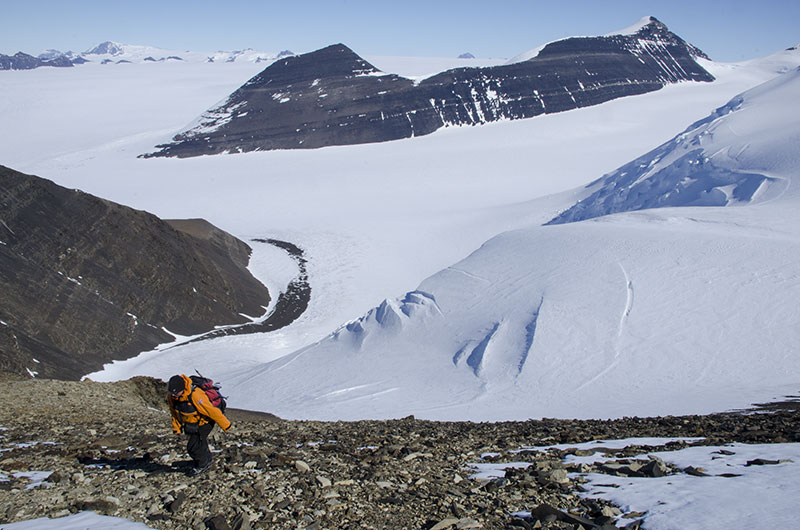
[144,17,715,158]
[0,41,295,70]
[0,51,75,70]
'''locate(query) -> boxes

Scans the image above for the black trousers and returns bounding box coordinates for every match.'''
[186,422,215,468]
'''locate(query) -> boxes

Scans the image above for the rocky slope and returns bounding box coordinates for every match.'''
[0,165,270,379]
[145,17,714,158]
[0,374,797,529]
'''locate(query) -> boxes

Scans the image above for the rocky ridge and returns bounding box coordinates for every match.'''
[145,17,714,158]
[1,375,798,529]
[0,165,271,379]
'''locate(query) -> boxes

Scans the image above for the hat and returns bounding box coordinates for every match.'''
[168,375,185,395]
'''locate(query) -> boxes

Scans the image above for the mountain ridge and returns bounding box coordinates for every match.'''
[0,165,271,380]
[144,17,715,158]
[547,66,800,224]
[0,51,74,70]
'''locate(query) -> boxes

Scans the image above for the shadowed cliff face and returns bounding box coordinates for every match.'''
[145,18,714,158]
[0,165,270,380]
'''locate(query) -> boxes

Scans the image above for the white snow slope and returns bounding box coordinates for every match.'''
[226,64,800,420]
[0,38,798,422]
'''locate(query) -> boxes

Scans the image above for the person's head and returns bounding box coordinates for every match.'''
[168,375,185,399]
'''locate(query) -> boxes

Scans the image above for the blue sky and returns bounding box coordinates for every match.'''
[2,0,797,61]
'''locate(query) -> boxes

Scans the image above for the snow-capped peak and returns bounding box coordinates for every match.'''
[605,16,659,37]
[85,41,124,56]
[507,16,673,65]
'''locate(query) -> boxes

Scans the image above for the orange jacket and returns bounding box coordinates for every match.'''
[167,374,231,434]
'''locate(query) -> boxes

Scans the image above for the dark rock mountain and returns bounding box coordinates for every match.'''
[145,17,714,158]
[0,51,74,70]
[0,165,270,380]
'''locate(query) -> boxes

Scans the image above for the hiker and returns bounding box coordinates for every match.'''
[167,374,231,475]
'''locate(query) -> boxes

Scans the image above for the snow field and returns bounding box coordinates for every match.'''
[0,46,798,422]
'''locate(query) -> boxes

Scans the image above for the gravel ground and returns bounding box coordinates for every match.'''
[1,375,798,529]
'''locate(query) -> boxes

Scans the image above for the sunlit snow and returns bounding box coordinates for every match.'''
[469,438,800,530]
[1,43,798,423]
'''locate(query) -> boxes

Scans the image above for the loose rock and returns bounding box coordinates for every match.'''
[0,375,798,529]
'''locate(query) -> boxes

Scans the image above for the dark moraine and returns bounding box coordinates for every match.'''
[177,238,311,345]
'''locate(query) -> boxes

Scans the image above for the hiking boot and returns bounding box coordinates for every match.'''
[188,461,212,476]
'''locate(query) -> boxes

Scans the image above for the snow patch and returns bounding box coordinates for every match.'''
[0,511,155,529]
[177,100,245,138]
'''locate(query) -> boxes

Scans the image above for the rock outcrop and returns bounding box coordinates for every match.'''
[0,165,270,379]
[145,17,714,158]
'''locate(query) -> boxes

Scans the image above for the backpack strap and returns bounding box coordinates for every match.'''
[187,384,213,422]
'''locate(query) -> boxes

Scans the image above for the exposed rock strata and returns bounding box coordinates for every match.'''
[0,166,270,379]
[0,375,797,529]
[145,17,714,158]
